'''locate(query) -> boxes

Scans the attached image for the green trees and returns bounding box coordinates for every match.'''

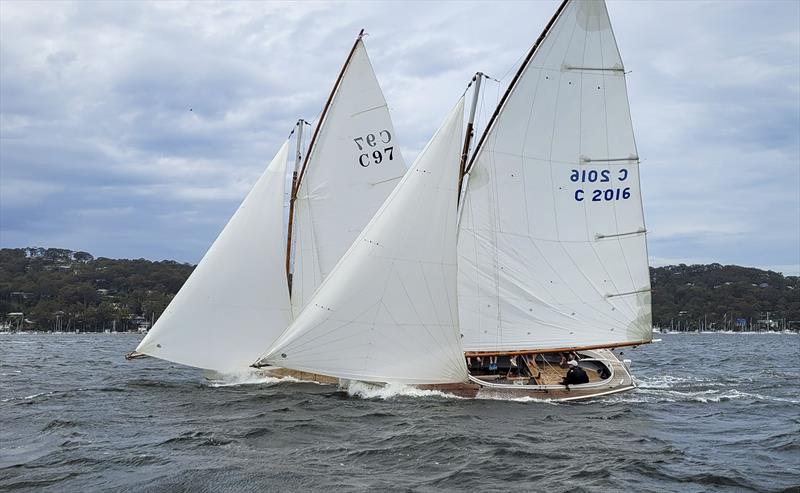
[0,247,797,332]
[0,247,194,332]
[650,264,799,330]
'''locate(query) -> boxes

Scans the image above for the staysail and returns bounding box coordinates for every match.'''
[290,37,407,317]
[458,0,652,352]
[136,142,293,372]
[260,99,468,384]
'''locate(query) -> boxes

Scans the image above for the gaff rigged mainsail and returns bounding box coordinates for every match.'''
[260,99,468,385]
[458,0,652,353]
[290,37,407,318]
[136,142,293,372]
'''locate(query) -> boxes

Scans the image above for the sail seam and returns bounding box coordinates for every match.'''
[350,103,388,117]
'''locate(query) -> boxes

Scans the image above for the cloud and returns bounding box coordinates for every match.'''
[1,0,798,276]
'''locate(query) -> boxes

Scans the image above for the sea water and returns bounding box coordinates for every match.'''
[1,332,798,492]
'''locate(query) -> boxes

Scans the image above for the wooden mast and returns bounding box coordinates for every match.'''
[285,29,366,291]
[457,72,483,204]
[464,0,569,175]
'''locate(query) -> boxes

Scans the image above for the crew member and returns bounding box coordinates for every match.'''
[562,360,589,388]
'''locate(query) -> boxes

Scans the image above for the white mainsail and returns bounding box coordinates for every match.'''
[136,142,293,372]
[458,0,652,352]
[291,39,407,317]
[261,99,468,385]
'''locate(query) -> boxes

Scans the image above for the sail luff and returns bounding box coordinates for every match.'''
[285,29,366,287]
[288,36,407,318]
[465,0,570,175]
[261,99,469,385]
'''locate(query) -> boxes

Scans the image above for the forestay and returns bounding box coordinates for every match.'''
[137,142,293,372]
[261,99,468,384]
[291,40,406,318]
[458,0,651,352]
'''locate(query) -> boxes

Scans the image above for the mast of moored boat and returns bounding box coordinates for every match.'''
[284,29,366,292]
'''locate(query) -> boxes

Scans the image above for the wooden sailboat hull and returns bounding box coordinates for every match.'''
[422,349,635,401]
[229,349,635,402]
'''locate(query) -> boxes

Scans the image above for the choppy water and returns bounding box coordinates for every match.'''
[1,333,798,492]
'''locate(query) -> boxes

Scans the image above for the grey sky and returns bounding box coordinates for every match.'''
[1,0,798,274]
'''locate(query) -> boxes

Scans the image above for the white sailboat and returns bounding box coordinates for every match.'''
[452,0,651,398]
[129,31,407,375]
[256,0,650,400]
[133,0,652,401]
[259,98,469,385]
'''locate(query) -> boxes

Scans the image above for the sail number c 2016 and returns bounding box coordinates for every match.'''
[354,130,394,167]
[570,168,631,202]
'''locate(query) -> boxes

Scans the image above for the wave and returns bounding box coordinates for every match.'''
[343,381,462,400]
[0,391,58,403]
[205,369,324,388]
[611,387,800,404]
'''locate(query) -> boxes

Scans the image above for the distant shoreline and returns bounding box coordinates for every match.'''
[2,330,797,336]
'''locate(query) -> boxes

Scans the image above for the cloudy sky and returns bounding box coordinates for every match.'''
[1,0,798,274]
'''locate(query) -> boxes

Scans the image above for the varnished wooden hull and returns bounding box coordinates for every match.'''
[240,349,635,402]
[424,349,636,401]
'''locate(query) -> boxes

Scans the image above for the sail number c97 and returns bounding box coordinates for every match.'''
[354,130,393,167]
[570,168,631,202]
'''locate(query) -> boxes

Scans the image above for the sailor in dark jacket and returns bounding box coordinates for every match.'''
[562,359,589,388]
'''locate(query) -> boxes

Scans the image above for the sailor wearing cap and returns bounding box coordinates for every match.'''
[562,359,590,388]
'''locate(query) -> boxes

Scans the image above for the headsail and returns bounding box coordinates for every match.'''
[261,99,468,385]
[458,0,651,352]
[290,37,407,317]
[136,142,293,372]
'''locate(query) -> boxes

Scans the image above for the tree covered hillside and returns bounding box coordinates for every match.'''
[650,264,799,330]
[0,248,797,332]
[0,248,193,332]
